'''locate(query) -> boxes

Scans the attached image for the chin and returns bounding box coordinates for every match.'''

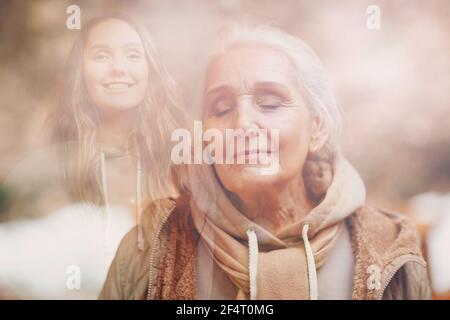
[219,164,281,193]
[102,101,140,111]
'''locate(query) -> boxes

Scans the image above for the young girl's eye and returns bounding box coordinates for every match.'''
[93,52,109,62]
[127,51,143,61]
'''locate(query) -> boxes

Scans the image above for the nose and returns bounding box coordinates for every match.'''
[234,97,259,133]
[110,54,127,76]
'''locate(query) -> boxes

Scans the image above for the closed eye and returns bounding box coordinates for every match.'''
[255,91,291,112]
[256,97,283,112]
[259,104,281,110]
[214,102,232,117]
[207,94,234,117]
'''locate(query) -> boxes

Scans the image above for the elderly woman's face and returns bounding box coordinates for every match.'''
[203,45,315,195]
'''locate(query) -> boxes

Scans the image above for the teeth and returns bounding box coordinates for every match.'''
[106,83,130,89]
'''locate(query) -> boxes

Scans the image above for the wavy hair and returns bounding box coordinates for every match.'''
[50,12,185,207]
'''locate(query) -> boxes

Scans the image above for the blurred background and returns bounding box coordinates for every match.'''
[0,0,448,299]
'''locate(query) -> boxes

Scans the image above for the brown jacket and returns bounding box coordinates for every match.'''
[98,197,432,300]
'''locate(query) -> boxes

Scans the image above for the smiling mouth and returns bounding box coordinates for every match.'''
[241,150,268,155]
[102,82,135,89]
[233,150,273,160]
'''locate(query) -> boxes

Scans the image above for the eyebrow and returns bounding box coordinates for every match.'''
[253,81,292,97]
[205,81,291,98]
[87,42,143,51]
[204,84,231,98]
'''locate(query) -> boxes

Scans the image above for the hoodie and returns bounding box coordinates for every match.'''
[98,159,431,300]
[188,155,365,299]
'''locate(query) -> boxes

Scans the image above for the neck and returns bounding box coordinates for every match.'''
[233,174,316,232]
[96,107,138,152]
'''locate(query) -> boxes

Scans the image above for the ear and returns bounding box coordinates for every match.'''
[308,115,328,154]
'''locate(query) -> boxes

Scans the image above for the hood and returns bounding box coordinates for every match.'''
[187,152,367,239]
[304,155,367,237]
[184,153,367,300]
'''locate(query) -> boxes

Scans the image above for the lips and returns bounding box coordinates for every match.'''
[102,82,135,89]
[234,150,273,161]
[238,150,270,156]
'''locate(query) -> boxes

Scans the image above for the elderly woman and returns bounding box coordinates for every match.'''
[99,25,431,300]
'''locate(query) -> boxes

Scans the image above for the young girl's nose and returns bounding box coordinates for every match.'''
[110,55,127,76]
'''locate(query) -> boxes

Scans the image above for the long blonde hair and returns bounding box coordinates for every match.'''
[50,12,185,207]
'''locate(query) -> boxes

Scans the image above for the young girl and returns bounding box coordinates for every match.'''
[0,12,186,299]
[51,12,185,250]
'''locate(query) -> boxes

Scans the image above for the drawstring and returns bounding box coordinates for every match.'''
[246,224,318,300]
[100,152,113,253]
[302,224,318,300]
[100,152,144,252]
[136,159,144,250]
[246,227,259,300]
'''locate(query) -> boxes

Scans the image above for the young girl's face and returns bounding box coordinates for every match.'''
[83,19,149,111]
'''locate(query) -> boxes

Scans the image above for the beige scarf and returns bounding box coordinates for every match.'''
[189,155,366,300]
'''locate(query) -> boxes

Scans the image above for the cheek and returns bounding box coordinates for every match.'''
[278,113,312,170]
[203,118,226,135]
[83,61,106,87]
[83,62,106,106]
[130,63,149,104]
[214,164,245,193]
[281,124,310,153]
[131,61,149,84]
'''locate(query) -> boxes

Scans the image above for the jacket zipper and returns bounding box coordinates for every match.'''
[146,202,177,300]
[375,255,426,300]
